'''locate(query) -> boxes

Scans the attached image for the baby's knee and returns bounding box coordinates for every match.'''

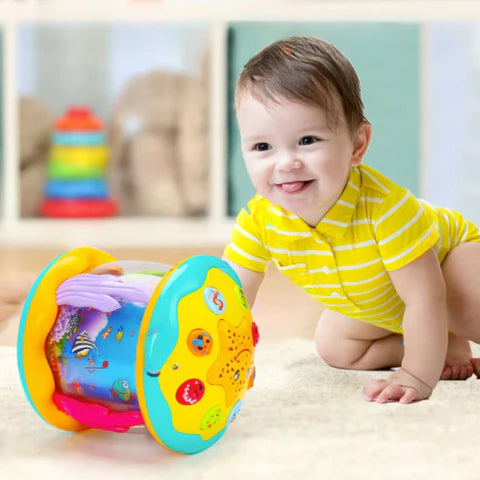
[315,337,352,369]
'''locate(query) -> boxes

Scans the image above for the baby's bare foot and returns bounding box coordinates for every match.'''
[441,333,474,380]
[441,362,474,380]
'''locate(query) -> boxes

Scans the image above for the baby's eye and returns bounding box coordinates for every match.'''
[299,136,318,145]
[254,142,272,152]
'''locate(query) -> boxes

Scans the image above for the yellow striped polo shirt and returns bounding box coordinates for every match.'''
[224,164,480,333]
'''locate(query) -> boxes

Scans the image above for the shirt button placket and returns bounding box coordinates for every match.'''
[319,234,349,303]
[320,242,343,296]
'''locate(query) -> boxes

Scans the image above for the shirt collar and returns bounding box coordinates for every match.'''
[265,167,362,242]
[314,166,362,238]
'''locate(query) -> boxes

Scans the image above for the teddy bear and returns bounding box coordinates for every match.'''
[108,56,210,217]
[19,96,55,217]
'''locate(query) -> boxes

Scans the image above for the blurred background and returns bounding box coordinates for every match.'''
[1,0,480,341]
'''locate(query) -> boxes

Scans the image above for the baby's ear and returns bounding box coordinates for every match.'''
[351,122,372,166]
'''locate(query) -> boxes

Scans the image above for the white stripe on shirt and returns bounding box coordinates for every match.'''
[360,196,383,204]
[269,208,299,219]
[382,228,434,266]
[355,284,395,305]
[374,191,410,231]
[268,247,331,256]
[362,168,390,194]
[440,212,451,250]
[302,257,383,276]
[342,271,389,286]
[355,298,404,319]
[235,224,263,245]
[228,243,268,264]
[348,280,392,297]
[348,180,360,191]
[321,218,349,228]
[275,262,306,272]
[332,239,376,251]
[265,225,312,237]
[353,292,399,313]
[350,219,373,226]
[378,209,423,247]
[337,199,355,209]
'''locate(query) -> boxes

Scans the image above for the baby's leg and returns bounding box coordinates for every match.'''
[441,241,480,377]
[315,308,474,378]
[315,309,403,371]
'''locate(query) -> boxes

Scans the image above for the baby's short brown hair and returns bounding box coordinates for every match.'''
[235,36,367,134]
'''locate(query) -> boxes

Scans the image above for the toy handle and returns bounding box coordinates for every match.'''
[53,392,144,433]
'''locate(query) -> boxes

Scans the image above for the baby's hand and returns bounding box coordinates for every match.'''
[363,367,434,404]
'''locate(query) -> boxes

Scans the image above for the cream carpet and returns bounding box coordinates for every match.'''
[1,339,479,480]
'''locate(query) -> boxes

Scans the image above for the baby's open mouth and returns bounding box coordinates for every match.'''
[276,180,313,193]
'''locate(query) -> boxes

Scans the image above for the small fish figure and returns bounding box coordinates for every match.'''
[65,312,81,339]
[110,379,135,402]
[115,326,124,344]
[102,326,112,339]
[72,330,98,360]
[72,380,83,395]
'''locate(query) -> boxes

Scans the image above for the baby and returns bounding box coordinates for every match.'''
[223,36,480,403]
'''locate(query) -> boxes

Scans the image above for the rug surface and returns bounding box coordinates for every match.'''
[1,340,479,480]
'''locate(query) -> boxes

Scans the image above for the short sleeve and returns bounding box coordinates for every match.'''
[374,188,439,271]
[223,199,271,273]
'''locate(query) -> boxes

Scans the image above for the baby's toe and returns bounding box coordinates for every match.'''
[459,363,474,380]
[440,366,452,380]
[441,363,474,380]
[470,358,480,378]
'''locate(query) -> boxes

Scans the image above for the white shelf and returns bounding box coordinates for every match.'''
[0,217,236,248]
[0,15,230,247]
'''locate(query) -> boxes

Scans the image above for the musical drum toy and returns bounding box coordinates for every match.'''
[17,246,258,454]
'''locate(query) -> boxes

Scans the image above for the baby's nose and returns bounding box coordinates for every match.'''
[277,152,302,171]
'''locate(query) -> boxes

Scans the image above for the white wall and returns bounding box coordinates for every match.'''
[425,22,480,225]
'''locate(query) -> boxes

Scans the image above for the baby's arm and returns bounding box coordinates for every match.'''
[364,249,449,403]
[224,259,264,309]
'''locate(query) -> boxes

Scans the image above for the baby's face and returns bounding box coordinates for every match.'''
[236,92,367,226]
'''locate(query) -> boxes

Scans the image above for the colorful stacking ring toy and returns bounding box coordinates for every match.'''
[45,179,108,199]
[17,246,258,454]
[49,146,109,168]
[52,132,106,146]
[40,199,116,217]
[47,161,105,179]
[41,107,117,218]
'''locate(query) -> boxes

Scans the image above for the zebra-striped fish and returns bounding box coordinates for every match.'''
[72,331,98,359]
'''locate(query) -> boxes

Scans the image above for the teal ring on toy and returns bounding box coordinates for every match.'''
[17,252,66,420]
[141,255,243,454]
[53,132,105,146]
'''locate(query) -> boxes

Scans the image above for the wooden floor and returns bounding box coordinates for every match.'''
[0,246,322,344]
